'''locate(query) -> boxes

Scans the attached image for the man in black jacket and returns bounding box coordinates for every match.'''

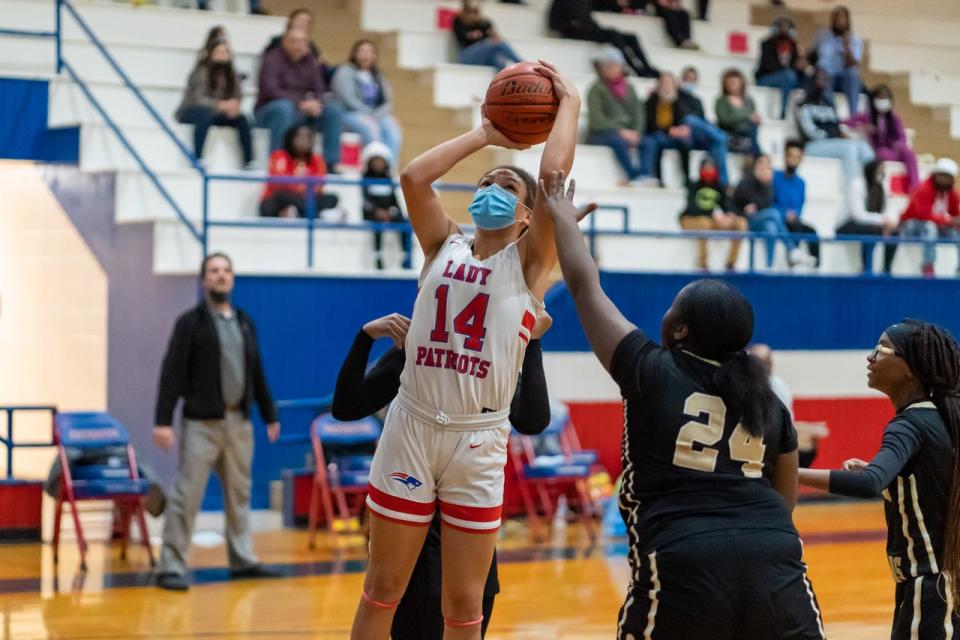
[153,253,280,591]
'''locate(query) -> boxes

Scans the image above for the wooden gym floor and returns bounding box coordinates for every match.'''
[0,501,891,639]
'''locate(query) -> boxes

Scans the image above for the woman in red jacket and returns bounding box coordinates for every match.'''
[259,124,339,218]
[891,158,960,277]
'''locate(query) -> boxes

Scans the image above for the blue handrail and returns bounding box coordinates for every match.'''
[60,59,203,242]
[57,0,203,174]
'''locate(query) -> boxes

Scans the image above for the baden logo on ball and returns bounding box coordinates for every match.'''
[484,61,560,145]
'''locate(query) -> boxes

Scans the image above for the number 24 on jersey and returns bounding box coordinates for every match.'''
[673,392,767,478]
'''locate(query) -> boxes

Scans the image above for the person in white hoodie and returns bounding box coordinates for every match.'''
[835,159,897,274]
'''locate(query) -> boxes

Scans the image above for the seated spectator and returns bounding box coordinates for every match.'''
[773,140,820,266]
[361,142,411,270]
[797,69,873,184]
[254,28,344,169]
[259,124,339,219]
[454,0,522,71]
[734,155,812,268]
[835,160,897,274]
[586,46,646,184]
[715,69,761,156]
[755,16,807,120]
[548,0,658,78]
[175,37,253,169]
[330,40,402,168]
[809,5,863,114]
[844,84,919,192]
[680,66,730,185]
[640,72,728,187]
[678,158,746,271]
[653,0,699,50]
[891,158,960,278]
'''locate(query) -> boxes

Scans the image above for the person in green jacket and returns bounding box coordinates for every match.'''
[586,45,647,185]
[715,69,762,156]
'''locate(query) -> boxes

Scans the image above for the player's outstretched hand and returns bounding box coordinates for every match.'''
[363,313,412,349]
[479,106,531,151]
[538,170,597,223]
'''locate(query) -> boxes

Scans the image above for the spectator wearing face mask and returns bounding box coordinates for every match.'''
[734,154,814,268]
[361,142,411,270]
[756,16,807,120]
[835,160,897,274]
[586,46,646,185]
[890,158,960,278]
[715,68,761,157]
[176,36,254,169]
[809,5,864,114]
[678,158,746,271]
[797,68,874,185]
[773,140,819,267]
[844,84,919,192]
[679,66,730,186]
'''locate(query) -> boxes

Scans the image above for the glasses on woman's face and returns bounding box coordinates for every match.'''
[871,344,900,358]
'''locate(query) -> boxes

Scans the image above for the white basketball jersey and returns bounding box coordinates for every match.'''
[400,234,543,419]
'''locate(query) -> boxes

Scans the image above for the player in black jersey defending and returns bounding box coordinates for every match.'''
[541,171,825,639]
[800,320,960,639]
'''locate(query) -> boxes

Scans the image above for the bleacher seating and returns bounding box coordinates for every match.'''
[3,0,960,276]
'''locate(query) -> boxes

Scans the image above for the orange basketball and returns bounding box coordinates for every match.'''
[483,62,559,145]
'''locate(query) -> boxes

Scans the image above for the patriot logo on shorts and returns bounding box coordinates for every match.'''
[389,472,423,491]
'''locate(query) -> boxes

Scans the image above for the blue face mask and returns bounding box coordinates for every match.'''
[468,183,522,230]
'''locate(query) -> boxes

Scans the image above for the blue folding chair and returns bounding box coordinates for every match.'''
[307,413,381,547]
[509,401,597,542]
[53,412,153,570]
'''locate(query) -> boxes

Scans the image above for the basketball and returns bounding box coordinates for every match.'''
[484,61,559,145]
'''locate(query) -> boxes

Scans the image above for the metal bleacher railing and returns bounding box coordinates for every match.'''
[5,0,960,276]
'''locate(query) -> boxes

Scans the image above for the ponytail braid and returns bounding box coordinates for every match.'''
[906,324,960,604]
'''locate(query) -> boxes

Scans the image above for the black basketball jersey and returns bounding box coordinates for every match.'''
[839,403,954,583]
[610,330,799,551]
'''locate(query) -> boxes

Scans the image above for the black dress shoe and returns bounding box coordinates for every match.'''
[156,573,190,591]
[229,565,280,579]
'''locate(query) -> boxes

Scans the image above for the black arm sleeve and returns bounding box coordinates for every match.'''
[509,340,550,435]
[249,322,278,424]
[155,315,191,425]
[828,420,922,498]
[331,330,405,421]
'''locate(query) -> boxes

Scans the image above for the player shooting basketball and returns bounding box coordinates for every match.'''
[349,60,579,640]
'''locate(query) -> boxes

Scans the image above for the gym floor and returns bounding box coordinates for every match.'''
[0,501,891,639]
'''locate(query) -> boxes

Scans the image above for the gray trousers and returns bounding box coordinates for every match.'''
[158,410,258,575]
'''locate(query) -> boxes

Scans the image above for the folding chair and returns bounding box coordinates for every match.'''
[307,413,381,548]
[53,412,153,571]
[508,401,597,542]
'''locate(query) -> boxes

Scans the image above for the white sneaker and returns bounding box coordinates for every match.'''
[628,176,661,188]
[789,249,817,268]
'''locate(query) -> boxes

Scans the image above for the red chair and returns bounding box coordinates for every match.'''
[53,412,154,571]
[508,401,598,542]
[307,414,381,548]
